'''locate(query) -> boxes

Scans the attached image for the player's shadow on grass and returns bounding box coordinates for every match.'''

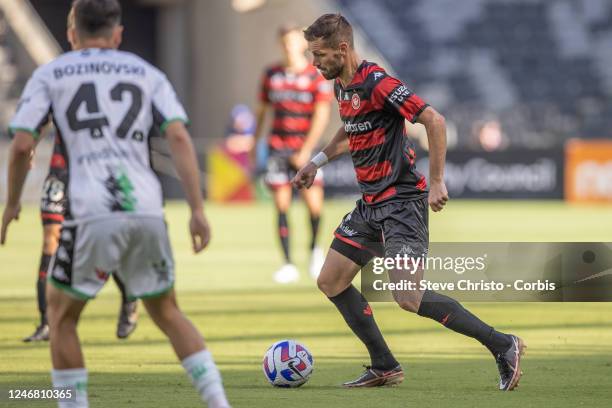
[0,303,335,324]
[0,286,317,303]
[3,320,612,352]
[2,357,612,407]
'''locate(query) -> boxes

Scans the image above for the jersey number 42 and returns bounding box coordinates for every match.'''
[66,82,144,142]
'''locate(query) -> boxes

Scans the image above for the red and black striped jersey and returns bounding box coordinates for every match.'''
[335,61,429,205]
[49,133,68,173]
[260,64,332,152]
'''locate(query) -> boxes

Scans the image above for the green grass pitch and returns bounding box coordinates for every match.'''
[1,200,612,407]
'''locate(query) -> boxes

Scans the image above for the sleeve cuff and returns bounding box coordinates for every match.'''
[160,118,190,134]
[410,104,430,124]
[8,127,41,140]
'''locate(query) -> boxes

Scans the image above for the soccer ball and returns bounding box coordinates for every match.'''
[262,339,314,387]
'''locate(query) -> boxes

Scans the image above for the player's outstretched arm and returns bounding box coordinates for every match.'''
[1,131,37,245]
[164,121,210,253]
[417,106,449,212]
[292,125,348,189]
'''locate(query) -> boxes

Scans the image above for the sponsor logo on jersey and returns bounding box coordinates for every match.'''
[344,120,372,133]
[351,93,361,110]
[373,72,384,81]
[388,85,412,105]
[269,90,313,104]
[104,166,137,212]
[77,148,130,166]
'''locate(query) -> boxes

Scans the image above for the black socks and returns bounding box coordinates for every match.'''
[278,212,291,263]
[276,212,319,258]
[329,285,399,370]
[327,287,510,369]
[417,290,512,355]
[37,254,51,326]
[112,273,129,304]
[309,215,320,250]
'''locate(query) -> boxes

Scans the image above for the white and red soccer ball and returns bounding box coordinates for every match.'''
[262,340,314,387]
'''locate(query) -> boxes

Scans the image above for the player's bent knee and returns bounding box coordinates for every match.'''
[316,275,334,296]
[316,266,341,296]
[317,274,348,298]
[393,292,422,313]
[396,300,420,313]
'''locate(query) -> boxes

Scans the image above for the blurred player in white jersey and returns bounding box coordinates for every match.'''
[1,1,230,407]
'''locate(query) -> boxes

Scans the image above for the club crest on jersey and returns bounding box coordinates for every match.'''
[351,93,361,110]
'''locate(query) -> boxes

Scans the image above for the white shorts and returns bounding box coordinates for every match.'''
[49,216,174,301]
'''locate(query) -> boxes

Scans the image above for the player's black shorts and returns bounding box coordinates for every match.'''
[264,150,323,189]
[331,197,429,266]
[40,171,67,226]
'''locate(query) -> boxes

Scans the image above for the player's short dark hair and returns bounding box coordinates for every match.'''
[71,0,121,38]
[303,13,353,48]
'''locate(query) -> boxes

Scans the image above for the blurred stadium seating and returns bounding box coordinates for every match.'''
[336,0,612,149]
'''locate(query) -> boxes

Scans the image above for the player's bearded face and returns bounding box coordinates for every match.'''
[309,40,344,80]
[318,52,343,79]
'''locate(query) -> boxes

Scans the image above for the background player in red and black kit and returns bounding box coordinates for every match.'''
[23,133,140,343]
[294,14,525,391]
[252,23,332,283]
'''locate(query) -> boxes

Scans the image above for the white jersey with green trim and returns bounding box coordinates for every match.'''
[10,48,188,221]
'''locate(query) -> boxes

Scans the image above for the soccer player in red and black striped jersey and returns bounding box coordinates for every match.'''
[293,14,525,391]
[253,23,332,283]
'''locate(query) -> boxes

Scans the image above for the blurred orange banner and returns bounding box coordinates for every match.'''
[565,140,612,203]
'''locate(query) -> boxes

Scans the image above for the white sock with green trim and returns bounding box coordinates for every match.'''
[181,350,230,408]
[51,368,88,408]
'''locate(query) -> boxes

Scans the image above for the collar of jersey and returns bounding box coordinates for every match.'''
[338,60,369,90]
